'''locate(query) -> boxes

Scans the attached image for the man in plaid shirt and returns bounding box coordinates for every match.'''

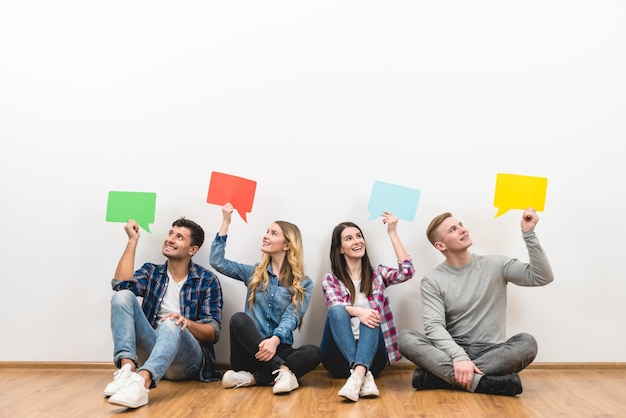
[104,217,223,409]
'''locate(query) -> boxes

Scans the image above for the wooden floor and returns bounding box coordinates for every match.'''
[1,364,625,417]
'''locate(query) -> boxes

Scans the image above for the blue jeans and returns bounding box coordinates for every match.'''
[397,329,537,391]
[110,290,202,387]
[320,305,388,378]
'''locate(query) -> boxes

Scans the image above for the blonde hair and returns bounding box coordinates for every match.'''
[247,221,307,328]
[426,212,452,246]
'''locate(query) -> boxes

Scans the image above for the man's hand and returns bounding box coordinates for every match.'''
[160,313,189,331]
[124,219,140,241]
[521,208,539,233]
[453,359,483,390]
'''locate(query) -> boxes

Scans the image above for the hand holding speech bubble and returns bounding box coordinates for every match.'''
[493,173,548,218]
[106,191,157,232]
[367,180,421,222]
[207,171,257,222]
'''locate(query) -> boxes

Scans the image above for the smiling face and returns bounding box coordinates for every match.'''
[261,222,290,256]
[434,216,473,253]
[162,226,198,261]
[339,226,366,260]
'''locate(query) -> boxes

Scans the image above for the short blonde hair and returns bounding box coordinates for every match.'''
[426,212,452,246]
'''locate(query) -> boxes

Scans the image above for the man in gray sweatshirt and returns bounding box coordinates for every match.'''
[398,208,553,396]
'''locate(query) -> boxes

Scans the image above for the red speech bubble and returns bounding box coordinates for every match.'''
[207,171,257,222]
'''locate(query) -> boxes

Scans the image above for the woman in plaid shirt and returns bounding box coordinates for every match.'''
[320,212,415,402]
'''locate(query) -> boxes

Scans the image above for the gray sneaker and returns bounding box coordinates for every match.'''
[272,369,299,394]
[108,373,149,409]
[338,371,362,402]
[103,364,133,397]
[359,370,379,398]
[222,370,254,388]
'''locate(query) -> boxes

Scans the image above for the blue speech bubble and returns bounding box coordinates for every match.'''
[367,181,421,221]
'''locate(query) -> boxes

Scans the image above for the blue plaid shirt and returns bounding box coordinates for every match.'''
[111,261,223,382]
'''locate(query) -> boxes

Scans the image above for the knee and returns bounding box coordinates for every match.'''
[111,289,135,307]
[327,305,348,321]
[517,333,538,356]
[398,329,428,352]
[158,317,181,334]
[397,328,414,347]
[230,312,249,330]
[306,344,323,364]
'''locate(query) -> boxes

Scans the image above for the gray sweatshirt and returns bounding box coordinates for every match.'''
[421,231,554,363]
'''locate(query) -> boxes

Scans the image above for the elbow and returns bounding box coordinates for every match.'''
[208,259,223,272]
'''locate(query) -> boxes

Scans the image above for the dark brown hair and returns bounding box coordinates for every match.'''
[172,217,205,248]
[330,222,375,299]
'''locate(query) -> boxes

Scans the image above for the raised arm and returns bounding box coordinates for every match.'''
[505,207,554,287]
[210,203,256,283]
[113,219,141,281]
[218,202,234,236]
[382,211,409,262]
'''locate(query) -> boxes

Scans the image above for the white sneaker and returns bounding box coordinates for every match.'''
[272,368,299,394]
[222,370,254,388]
[360,370,380,398]
[103,364,133,397]
[338,370,363,402]
[108,373,149,409]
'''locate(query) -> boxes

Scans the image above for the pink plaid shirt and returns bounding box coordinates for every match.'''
[322,258,415,364]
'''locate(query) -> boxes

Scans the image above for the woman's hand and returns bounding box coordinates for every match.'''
[355,307,381,328]
[256,336,280,362]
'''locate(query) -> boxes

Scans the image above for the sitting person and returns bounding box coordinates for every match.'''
[398,208,554,396]
[321,212,415,402]
[210,203,321,395]
[105,218,222,409]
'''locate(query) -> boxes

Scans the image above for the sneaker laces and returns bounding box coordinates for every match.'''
[113,367,130,380]
[122,373,145,393]
[345,373,362,391]
[272,368,291,384]
[233,373,252,388]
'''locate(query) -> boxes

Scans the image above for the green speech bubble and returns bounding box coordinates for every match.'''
[106,191,157,232]
[493,173,547,218]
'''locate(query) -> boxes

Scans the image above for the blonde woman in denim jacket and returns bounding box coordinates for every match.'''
[210,203,321,395]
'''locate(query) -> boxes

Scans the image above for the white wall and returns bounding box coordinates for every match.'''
[1,1,625,364]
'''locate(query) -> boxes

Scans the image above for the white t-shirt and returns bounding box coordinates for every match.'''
[350,279,371,339]
[158,269,186,319]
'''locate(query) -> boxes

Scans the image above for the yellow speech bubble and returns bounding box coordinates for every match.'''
[493,173,548,217]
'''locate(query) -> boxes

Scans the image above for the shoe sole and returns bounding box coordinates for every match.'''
[273,386,298,394]
[108,397,148,409]
[359,390,379,398]
[338,391,359,402]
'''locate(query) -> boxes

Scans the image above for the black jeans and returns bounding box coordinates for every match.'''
[229,312,322,385]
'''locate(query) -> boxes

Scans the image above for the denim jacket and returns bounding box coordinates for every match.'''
[210,233,312,346]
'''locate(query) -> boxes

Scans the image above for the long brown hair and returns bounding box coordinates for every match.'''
[329,222,375,299]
